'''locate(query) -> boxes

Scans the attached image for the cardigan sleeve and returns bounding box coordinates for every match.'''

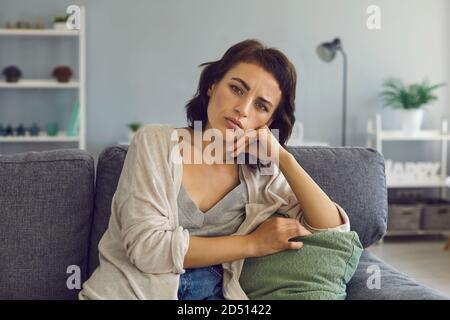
[114,125,190,274]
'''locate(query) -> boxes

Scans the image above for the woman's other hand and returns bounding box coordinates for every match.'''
[247,216,312,257]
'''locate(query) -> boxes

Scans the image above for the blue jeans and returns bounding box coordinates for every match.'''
[177,264,225,300]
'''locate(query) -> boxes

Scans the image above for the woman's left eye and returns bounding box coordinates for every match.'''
[256,102,268,112]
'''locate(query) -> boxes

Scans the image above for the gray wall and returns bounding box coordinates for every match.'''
[0,0,449,172]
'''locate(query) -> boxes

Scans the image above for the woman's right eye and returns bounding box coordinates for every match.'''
[230,85,243,95]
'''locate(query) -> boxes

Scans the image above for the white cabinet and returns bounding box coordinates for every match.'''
[367,113,450,238]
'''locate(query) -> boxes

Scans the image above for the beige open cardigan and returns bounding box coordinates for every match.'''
[79,124,350,300]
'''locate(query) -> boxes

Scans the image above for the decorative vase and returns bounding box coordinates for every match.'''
[46,122,59,136]
[287,122,304,146]
[400,108,424,136]
[30,123,40,136]
[2,65,22,82]
[52,66,73,83]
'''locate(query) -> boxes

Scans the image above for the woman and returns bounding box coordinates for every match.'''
[79,39,350,300]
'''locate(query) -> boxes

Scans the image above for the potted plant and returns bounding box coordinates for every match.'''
[128,122,142,142]
[380,78,446,135]
[53,15,69,30]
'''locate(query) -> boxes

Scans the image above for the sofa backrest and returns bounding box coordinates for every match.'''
[89,145,387,276]
[0,149,95,299]
[287,146,387,247]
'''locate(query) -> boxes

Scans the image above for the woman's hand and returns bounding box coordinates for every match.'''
[228,125,287,163]
[246,216,312,257]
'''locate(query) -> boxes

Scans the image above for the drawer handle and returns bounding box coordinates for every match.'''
[402,211,413,215]
[437,209,449,215]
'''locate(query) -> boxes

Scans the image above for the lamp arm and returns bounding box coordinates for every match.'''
[338,48,348,146]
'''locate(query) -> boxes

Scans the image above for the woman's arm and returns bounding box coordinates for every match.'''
[183,235,254,269]
[278,149,344,229]
[184,215,309,268]
[231,126,345,231]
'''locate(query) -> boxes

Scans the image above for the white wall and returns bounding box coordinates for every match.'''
[0,0,448,169]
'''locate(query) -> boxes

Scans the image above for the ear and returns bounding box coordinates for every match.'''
[207,83,216,97]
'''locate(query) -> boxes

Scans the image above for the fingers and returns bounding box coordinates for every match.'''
[285,225,305,250]
[284,219,311,239]
[288,241,303,250]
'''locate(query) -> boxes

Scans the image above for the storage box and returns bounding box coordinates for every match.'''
[387,200,422,231]
[420,198,450,230]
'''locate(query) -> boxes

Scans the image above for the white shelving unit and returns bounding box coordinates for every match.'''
[0,7,86,150]
[367,113,450,238]
[0,79,79,88]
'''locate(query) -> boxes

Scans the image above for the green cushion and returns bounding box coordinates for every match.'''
[239,230,363,300]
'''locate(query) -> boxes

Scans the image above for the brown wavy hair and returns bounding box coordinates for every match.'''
[184,39,297,169]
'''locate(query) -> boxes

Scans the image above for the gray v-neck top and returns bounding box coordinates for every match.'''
[177,165,248,237]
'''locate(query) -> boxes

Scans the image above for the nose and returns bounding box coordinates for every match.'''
[234,97,252,118]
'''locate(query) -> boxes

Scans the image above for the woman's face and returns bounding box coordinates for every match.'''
[205,62,282,136]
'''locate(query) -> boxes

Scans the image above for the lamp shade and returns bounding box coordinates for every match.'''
[316,38,342,62]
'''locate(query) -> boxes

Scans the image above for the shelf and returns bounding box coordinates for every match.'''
[387,177,450,188]
[288,140,330,147]
[0,79,79,89]
[387,182,450,188]
[0,28,79,37]
[385,229,450,236]
[0,132,79,142]
[376,130,447,141]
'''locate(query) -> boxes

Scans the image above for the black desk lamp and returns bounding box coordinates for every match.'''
[316,38,348,146]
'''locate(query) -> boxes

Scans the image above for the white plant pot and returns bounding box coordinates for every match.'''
[287,122,304,146]
[400,108,424,136]
[53,22,67,30]
[128,129,136,142]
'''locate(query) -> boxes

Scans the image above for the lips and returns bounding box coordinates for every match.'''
[225,117,243,129]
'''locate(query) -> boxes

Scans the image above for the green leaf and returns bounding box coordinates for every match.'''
[379,77,446,109]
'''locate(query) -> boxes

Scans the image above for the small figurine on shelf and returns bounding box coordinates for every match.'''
[52,66,73,83]
[4,20,46,30]
[29,123,40,136]
[16,21,32,29]
[5,124,14,136]
[2,65,23,82]
[34,23,45,29]
[46,122,59,136]
[16,124,26,136]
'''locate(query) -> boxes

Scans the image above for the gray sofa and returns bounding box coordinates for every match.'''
[0,145,448,300]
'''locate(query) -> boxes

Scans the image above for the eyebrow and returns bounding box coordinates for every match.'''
[231,77,273,108]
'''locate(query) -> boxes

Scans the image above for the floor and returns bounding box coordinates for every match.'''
[368,237,450,297]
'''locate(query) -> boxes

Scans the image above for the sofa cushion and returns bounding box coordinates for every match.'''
[0,149,94,299]
[239,230,363,299]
